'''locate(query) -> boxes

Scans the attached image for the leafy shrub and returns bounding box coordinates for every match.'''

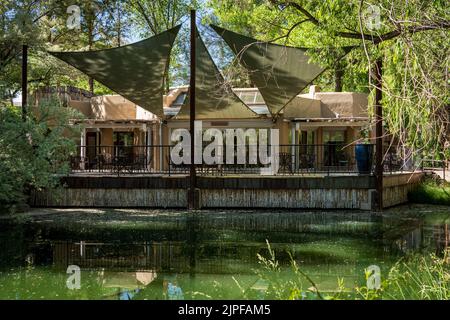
[0,98,81,212]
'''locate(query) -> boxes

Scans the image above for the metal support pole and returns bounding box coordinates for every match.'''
[159,121,163,172]
[80,128,86,170]
[21,45,28,121]
[295,122,300,170]
[96,129,100,157]
[188,9,197,209]
[374,58,383,211]
[291,123,296,172]
[147,125,152,171]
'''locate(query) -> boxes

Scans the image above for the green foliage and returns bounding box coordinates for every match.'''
[254,241,450,300]
[124,0,198,89]
[0,98,81,212]
[2,1,448,157]
[1,0,131,96]
[408,178,450,206]
[207,0,450,158]
[248,240,325,300]
[380,254,450,300]
[381,30,449,157]
[206,0,369,92]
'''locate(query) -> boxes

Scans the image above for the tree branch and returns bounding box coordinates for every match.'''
[283,1,319,25]
[268,19,310,43]
[271,0,450,44]
[131,0,158,34]
[372,22,450,44]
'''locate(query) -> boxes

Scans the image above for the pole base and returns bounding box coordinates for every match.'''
[187,188,201,209]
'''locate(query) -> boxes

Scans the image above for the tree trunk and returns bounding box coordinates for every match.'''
[88,77,94,94]
[164,62,170,93]
[334,63,343,92]
[21,45,28,121]
[117,2,121,47]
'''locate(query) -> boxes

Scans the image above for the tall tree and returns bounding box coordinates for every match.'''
[126,0,194,91]
[207,0,450,160]
[1,0,129,99]
[68,0,128,93]
[1,0,55,101]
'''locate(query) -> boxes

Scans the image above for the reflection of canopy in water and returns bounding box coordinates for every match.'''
[175,28,258,120]
[49,26,181,118]
[211,25,326,118]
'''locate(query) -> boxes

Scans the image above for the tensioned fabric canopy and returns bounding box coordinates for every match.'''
[175,28,257,120]
[211,25,326,118]
[49,25,181,118]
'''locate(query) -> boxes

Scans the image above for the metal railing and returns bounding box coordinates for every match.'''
[421,158,447,180]
[70,145,154,175]
[383,151,409,173]
[69,144,376,176]
[381,153,447,176]
[277,143,366,175]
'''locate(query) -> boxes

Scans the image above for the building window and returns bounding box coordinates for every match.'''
[300,130,315,153]
[323,130,345,144]
[298,131,316,169]
[238,91,257,104]
[172,92,186,106]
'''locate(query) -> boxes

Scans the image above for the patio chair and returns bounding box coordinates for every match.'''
[95,154,106,172]
[279,152,293,173]
[102,154,113,172]
[70,156,82,171]
[337,153,350,171]
[299,154,315,170]
[133,154,148,172]
[167,155,189,174]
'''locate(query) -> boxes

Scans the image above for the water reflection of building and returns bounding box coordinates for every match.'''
[52,241,170,299]
[431,224,449,255]
[392,227,423,253]
[390,223,450,255]
[52,241,188,272]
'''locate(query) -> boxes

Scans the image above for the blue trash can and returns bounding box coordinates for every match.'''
[355,144,373,174]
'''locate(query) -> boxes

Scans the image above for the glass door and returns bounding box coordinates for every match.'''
[299,130,315,169]
[113,132,134,158]
[86,132,97,168]
[323,130,346,167]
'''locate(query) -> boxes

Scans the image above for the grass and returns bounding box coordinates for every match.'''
[408,178,450,206]
[249,241,450,300]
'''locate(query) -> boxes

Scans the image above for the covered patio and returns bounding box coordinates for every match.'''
[50,20,393,179]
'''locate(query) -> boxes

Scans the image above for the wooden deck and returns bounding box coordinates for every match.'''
[29,172,424,210]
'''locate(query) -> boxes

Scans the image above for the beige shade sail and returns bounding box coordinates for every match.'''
[211,25,326,118]
[49,25,181,118]
[175,28,258,120]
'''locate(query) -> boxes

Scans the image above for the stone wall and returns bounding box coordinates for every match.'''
[382,172,423,208]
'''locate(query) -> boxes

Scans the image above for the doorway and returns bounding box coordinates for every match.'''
[86,132,98,169]
[113,131,134,158]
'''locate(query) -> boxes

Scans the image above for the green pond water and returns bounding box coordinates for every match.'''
[0,204,449,300]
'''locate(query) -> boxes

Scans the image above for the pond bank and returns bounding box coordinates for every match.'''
[408,180,450,206]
